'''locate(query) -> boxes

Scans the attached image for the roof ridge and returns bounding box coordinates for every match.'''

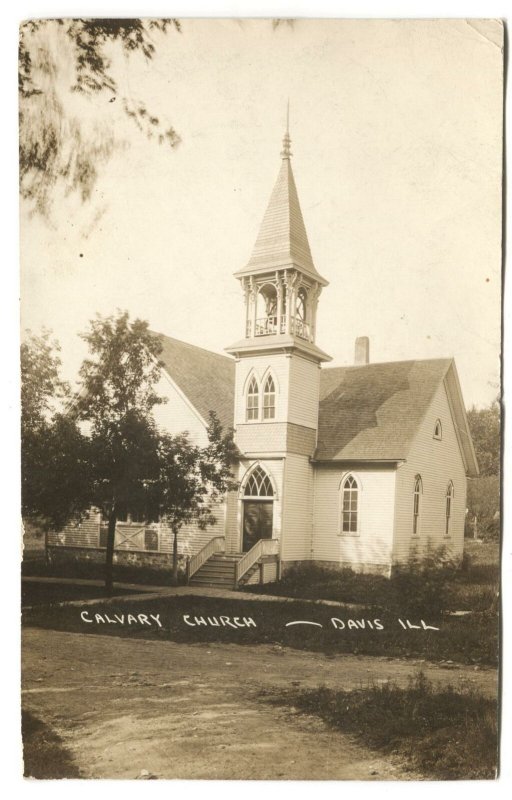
[323,357,453,372]
[151,331,235,363]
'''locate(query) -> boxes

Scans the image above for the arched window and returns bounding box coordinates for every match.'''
[341,474,358,533]
[434,419,442,440]
[246,376,259,421]
[445,481,454,536]
[263,375,276,419]
[244,465,274,498]
[256,284,278,335]
[413,475,422,536]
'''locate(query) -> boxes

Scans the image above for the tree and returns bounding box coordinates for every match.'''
[19,19,181,216]
[75,311,237,592]
[467,400,500,477]
[465,399,501,540]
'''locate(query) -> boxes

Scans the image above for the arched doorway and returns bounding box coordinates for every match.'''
[242,465,274,552]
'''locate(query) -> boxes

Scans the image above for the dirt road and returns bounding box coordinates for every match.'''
[22,627,497,780]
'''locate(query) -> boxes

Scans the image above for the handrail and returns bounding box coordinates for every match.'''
[186,536,225,582]
[235,538,279,585]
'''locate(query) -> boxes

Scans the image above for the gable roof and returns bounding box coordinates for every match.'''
[316,359,451,462]
[316,358,478,475]
[234,155,327,285]
[155,333,235,433]
[154,334,478,476]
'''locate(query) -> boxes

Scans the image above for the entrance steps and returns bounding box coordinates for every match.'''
[188,553,244,589]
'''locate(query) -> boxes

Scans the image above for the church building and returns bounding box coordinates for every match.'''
[49,126,479,587]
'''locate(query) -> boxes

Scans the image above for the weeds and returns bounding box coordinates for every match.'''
[267,672,498,779]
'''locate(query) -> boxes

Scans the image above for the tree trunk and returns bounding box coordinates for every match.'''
[172,528,179,585]
[473,515,478,540]
[105,507,117,596]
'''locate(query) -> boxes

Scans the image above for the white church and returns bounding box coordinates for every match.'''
[50,127,479,587]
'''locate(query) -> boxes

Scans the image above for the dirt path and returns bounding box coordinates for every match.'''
[22,628,497,780]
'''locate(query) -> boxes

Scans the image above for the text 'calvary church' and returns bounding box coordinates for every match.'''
[50,126,479,587]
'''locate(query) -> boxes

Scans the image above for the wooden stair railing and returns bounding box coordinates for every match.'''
[235,538,279,587]
[186,536,225,583]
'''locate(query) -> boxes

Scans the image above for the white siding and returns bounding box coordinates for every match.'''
[153,372,208,446]
[281,454,315,561]
[48,511,102,548]
[312,467,396,569]
[393,382,467,564]
[288,356,320,430]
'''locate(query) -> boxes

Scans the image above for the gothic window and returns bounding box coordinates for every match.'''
[263,375,276,419]
[246,376,259,421]
[413,475,422,536]
[341,474,358,533]
[445,481,454,536]
[244,465,274,498]
[434,419,442,440]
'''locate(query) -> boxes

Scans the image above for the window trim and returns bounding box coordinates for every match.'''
[445,481,454,537]
[246,375,259,422]
[412,475,422,537]
[339,473,360,536]
[263,374,276,420]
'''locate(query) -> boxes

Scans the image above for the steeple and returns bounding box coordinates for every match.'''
[228,122,330,362]
[235,122,327,286]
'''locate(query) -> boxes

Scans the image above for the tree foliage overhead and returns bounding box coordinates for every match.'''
[19,18,181,216]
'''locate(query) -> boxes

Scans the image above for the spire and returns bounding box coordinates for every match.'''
[234,118,328,286]
[281,100,292,159]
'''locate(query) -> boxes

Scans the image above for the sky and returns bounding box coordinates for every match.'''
[20,18,503,408]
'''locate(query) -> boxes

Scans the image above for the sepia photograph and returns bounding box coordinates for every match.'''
[19,16,502,781]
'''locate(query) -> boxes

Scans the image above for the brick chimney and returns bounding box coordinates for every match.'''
[354,336,370,366]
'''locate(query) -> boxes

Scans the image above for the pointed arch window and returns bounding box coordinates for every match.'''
[413,475,422,536]
[263,375,276,419]
[445,481,454,536]
[244,465,274,498]
[246,376,259,421]
[434,419,442,440]
[341,474,358,533]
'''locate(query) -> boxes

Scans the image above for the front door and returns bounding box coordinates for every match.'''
[242,501,273,552]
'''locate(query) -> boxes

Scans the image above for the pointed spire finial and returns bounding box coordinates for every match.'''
[281,99,292,159]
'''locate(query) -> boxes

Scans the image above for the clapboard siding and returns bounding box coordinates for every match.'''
[312,467,396,568]
[393,381,467,564]
[288,356,320,429]
[224,488,240,553]
[152,372,208,446]
[235,422,288,454]
[281,454,314,561]
[48,512,102,548]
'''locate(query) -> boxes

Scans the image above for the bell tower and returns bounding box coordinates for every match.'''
[226,121,331,459]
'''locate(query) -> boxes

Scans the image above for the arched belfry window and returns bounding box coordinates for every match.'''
[341,474,358,533]
[413,475,422,536]
[244,465,274,498]
[296,287,307,321]
[263,375,276,419]
[256,284,278,336]
[445,481,454,536]
[434,419,442,440]
[246,376,259,421]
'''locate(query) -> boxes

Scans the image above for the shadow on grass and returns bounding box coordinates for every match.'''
[22,709,81,779]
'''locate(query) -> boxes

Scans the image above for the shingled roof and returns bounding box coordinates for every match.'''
[155,333,235,433]
[316,359,452,461]
[155,334,477,475]
[234,146,327,285]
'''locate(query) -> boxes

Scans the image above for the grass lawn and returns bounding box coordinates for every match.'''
[23,593,498,665]
[263,672,498,780]
[22,581,142,607]
[22,710,81,779]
